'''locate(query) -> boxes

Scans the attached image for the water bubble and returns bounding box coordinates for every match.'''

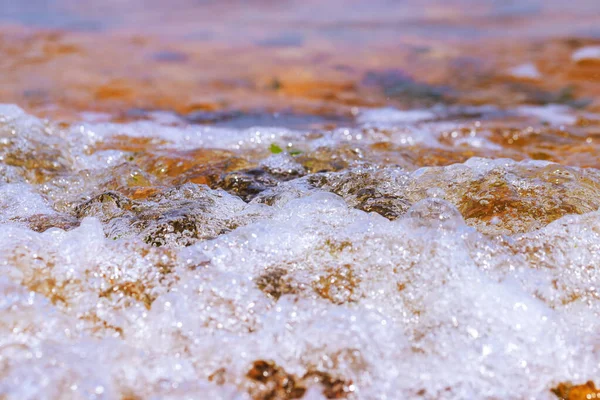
[405,198,464,229]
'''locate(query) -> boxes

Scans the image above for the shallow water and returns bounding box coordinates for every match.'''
[0,1,600,400]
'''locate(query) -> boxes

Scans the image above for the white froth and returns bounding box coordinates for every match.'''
[0,183,55,222]
[571,46,600,62]
[516,105,578,126]
[357,107,435,124]
[508,63,541,79]
[0,105,599,399]
[72,121,301,152]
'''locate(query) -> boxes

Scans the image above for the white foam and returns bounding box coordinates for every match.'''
[516,104,578,126]
[70,121,302,152]
[358,107,436,124]
[0,105,599,399]
[0,183,55,222]
[572,46,600,62]
[509,63,542,79]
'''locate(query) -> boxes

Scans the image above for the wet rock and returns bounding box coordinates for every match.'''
[307,166,412,220]
[302,371,352,399]
[99,281,155,310]
[218,168,281,202]
[247,360,306,400]
[310,160,600,235]
[25,213,81,232]
[74,184,249,246]
[142,213,200,247]
[75,191,136,222]
[412,159,600,234]
[217,156,306,202]
[552,381,599,400]
[255,268,298,301]
[246,360,352,400]
[313,264,361,304]
[296,147,361,173]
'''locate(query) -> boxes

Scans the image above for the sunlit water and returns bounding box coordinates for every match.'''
[0,1,600,399]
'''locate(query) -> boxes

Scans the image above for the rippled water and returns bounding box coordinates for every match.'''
[1,1,600,399]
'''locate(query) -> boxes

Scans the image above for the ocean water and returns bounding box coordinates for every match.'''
[1,103,600,399]
[1,0,600,397]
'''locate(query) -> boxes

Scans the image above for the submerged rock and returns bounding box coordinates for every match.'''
[306,159,600,235]
[76,184,250,246]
